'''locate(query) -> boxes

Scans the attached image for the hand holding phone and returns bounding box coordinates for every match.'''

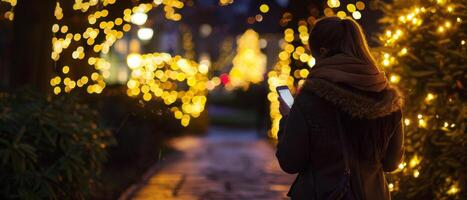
[276,86,294,116]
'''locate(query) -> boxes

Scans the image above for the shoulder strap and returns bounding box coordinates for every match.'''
[335,109,351,175]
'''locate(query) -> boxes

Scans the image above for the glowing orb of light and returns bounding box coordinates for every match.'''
[137,27,154,41]
[131,12,148,25]
[127,53,142,69]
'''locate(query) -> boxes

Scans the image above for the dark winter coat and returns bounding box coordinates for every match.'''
[276,78,404,200]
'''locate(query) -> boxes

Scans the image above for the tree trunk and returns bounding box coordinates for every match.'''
[10,0,55,93]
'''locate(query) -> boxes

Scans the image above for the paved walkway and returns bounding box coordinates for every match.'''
[127,127,295,200]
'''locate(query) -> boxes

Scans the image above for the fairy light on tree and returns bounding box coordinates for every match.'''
[374,0,466,199]
[228,29,266,90]
[49,0,185,95]
[137,27,154,41]
[267,20,315,138]
[125,53,209,127]
[325,0,366,20]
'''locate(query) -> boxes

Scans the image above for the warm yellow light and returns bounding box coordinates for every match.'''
[389,74,400,83]
[398,162,406,170]
[443,121,450,128]
[143,92,152,101]
[299,69,309,78]
[52,24,59,33]
[447,5,454,12]
[337,11,346,19]
[323,8,334,17]
[399,47,408,55]
[137,27,154,41]
[259,4,269,13]
[219,0,233,6]
[385,30,392,37]
[445,21,451,28]
[60,25,68,33]
[352,11,362,20]
[356,1,365,10]
[409,155,421,168]
[127,53,142,69]
[413,170,420,178]
[181,115,190,127]
[198,63,209,74]
[425,93,436,102]
[299,53,309,62]
[62,66,70,74]
[388,183,394,192]
[327,0,340,8]
[437,26,445,33]
[131,12,148,25]
[418,119,427,128]
[229,29,266,90]
[404,118,411,126]
[307,57,316,68]
[125,52,208,126]
[123,24,132,32]
[347,4,356,12]
[447,183,460,195]
[54,86,61,95]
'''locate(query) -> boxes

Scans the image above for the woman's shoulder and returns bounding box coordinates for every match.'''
[293,83,337,114]
[299,78,403,119]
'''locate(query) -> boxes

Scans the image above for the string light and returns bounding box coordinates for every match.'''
[228,29,266,90]
[130,12,148,25]
[267,20,314,138]
[324,0,366,20]
[125,53,209,127]
[137,27,154,41]
[259,4,269,13]
[352,11,362,20]
[49,0,185,95]
[327,0,340,8]
[375,0,465,197]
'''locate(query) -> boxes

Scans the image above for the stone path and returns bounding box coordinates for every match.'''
[126,127,295,200]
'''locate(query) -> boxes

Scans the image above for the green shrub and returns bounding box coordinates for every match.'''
[0,91,115,199]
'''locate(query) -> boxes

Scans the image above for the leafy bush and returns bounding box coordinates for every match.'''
[0,91,115,199]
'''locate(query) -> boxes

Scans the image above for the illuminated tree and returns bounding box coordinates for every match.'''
[126,52,209,127]
[228,29,266,90]
[48,0,184,95]
[374,0,466,199]
[267,23,314,139]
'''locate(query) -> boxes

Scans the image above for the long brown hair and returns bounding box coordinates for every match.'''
[309,16,393,162]
[309,16,378,69]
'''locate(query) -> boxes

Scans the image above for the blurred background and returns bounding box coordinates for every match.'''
[0,0,465,199]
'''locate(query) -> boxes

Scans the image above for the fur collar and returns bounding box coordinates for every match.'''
[301,78,404,119]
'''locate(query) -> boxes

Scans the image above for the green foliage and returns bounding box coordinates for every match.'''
[374,0,467,199]
[0,91,115,199]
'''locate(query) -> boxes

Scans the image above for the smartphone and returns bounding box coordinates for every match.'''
[276,86,294,108]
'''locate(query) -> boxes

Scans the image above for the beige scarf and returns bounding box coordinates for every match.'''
[309,54,388,92]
